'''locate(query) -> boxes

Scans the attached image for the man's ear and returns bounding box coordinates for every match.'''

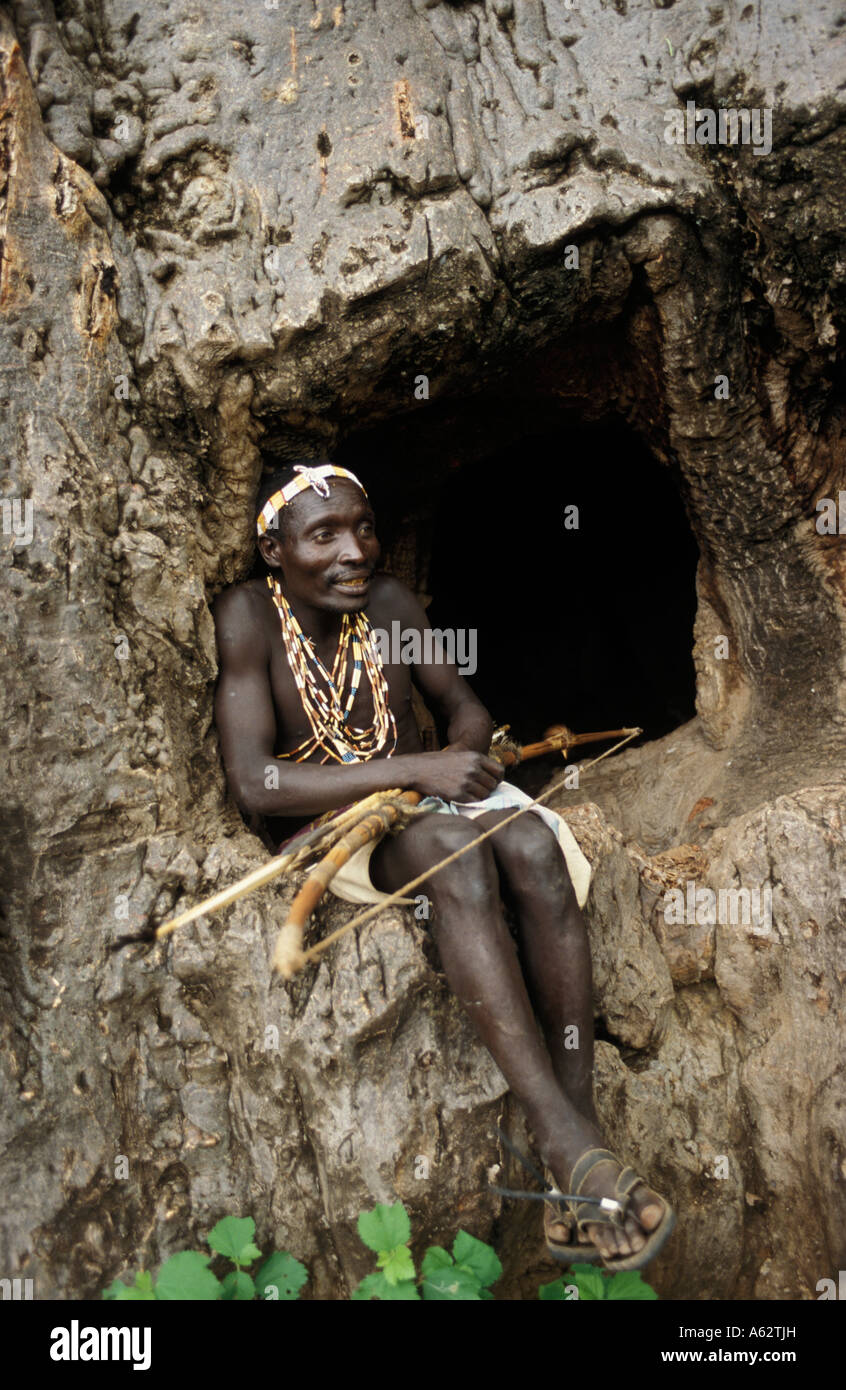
[258,532,284,570]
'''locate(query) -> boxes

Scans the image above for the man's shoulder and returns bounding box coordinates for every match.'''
[212,580,271,652]
[367,572,422,622]
[213,578,270,617]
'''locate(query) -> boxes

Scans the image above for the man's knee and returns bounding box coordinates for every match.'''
[494,817,574,897]
[401,813,497,901]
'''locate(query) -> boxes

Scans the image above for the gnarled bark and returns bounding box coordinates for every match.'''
[1,0,844,1299]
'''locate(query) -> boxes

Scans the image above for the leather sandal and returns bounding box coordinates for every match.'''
[486,1127,603,1264]
[567,1147,676,1272]
[542,1166,601,1265]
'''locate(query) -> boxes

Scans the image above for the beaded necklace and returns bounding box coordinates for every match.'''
[267,574,397,764]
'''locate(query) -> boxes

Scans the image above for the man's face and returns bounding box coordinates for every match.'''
[258,480,380,612]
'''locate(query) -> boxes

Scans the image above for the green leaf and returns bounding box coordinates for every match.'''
[103,1274,155,1301]
[421,1265,483,1301]
[352,1273,389,1301]
[605,1270,659,1301]
[420,1246,453,1277]
[102,1268,158,1301]
[207,1216,259,1265]
[376,1245,416,1286]
[221,1270,256,1301]
[538,1278,579,1301]
[357,1203,411,1254]
[380,1280,421,1301]
[352,1272,421,1301]
[255,1251,309,1301]
[451,1231,502,1288]
[155,1251,222,1301]
[567,1264,607,1301]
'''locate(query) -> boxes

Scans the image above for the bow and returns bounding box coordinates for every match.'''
[152,724,641,974]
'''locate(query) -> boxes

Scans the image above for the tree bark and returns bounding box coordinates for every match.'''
[1,0,844,1299]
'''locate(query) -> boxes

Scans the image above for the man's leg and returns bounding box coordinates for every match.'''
[471,809,598,1123]
[469,810,666,1257]
[369,812,664,1260]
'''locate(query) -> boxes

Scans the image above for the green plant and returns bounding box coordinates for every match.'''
[100,1206,659,1302]
[539,1262,658,1301]
[352,1202,502,1301]
[102,1216,308,1301]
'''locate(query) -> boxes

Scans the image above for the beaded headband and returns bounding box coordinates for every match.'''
[256,464,368,537]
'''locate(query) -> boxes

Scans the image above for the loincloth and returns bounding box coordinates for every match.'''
[277,781,592,909]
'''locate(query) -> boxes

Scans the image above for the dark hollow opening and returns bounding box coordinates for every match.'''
[336,412,699,755]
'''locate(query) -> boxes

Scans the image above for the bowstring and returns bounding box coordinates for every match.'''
[297,730,639,967]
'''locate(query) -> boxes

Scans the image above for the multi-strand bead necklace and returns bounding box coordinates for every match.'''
[267,574,397,764]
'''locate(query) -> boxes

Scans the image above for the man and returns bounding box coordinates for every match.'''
[212,460,674,1270]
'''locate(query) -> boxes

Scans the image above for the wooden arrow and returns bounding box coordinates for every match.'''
[155,725,640,954]
[272,725,641,977]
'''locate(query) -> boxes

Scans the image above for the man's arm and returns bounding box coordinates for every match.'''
[386,581,495,754]
[212,587,503,819]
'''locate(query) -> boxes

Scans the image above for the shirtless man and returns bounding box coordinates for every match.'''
[212,461,673,1269]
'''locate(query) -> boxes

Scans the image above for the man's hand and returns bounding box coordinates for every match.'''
[409,748,505,803]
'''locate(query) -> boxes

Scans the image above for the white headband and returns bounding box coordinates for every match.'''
[256,464,368,537]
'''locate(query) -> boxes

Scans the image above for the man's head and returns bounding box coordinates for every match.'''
[255,461,380,613]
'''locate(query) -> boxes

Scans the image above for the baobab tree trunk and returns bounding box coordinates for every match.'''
[1,0,844,1300]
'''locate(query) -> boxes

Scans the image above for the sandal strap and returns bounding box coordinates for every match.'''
[571,1196,627,1232]
[570,1147,618,1194]
[615,1166,642,1201]
[543,1167,568,1214]
[567,1148,637,1230]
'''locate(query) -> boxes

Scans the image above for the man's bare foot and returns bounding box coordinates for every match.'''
[545,1143,666,1262]
[574,1155,665,1260]
[543,1201,576,1249]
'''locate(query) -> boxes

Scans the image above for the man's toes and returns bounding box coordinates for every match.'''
[590,1224,626,1259]
[544,1205,573,1244]
[632,1185,664,1232]
[582,1224,602,1255]
[585,1226,609,1257]
[614,1227,634,1257]
[624,1215,646,1252]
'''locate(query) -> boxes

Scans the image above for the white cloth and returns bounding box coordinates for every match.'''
[328,779,592,908]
